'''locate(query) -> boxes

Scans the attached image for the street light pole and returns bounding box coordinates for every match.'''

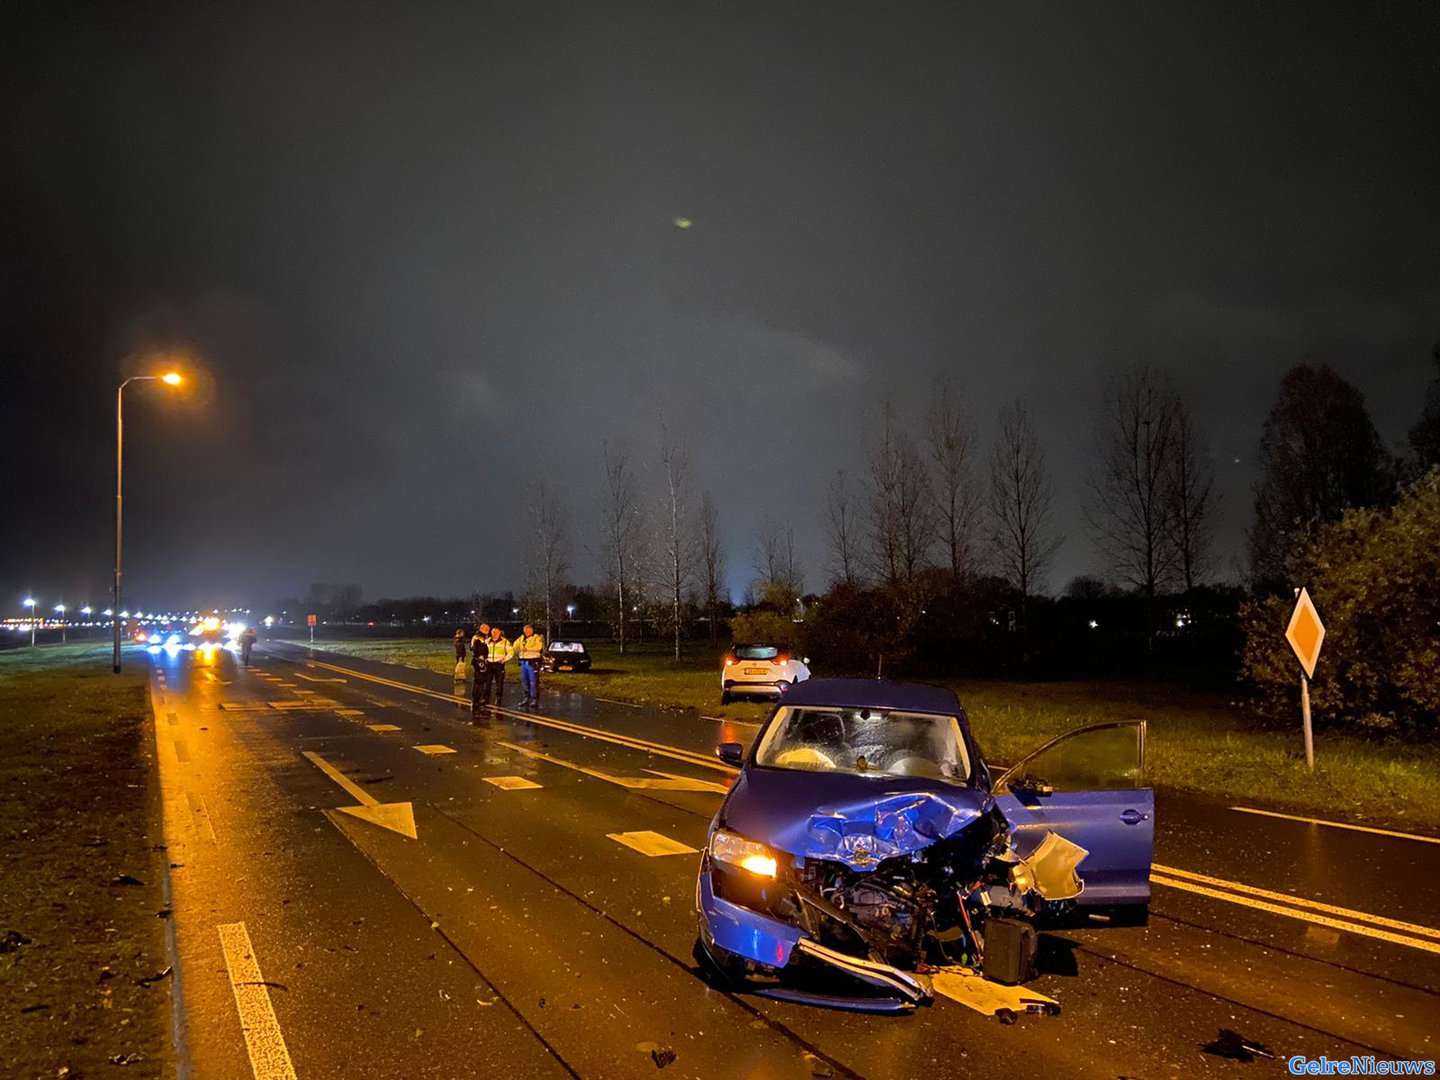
[23,597,36,648]
[114,371,183,674]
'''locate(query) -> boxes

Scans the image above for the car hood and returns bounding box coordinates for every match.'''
[722,767,991,871]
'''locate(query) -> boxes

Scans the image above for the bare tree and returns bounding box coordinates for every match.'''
[1087,366,1180,601]
[779,517,803,599]
[988,400,1062,615]
[824,470,860,586]
[698,491,726,647]
[925,379,982,584]
[754,510,783,586]
[600,442,641,653]
[658,427,696,660]
[1167,400,1214,594]
[866,403,935,587]
[527,482,571,640]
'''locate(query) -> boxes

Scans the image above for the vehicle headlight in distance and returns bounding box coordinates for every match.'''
[710,830,778,879]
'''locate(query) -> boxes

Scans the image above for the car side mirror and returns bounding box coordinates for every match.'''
[716,742,745,767]
[802,657,810,666]
[1009,775,1054,799]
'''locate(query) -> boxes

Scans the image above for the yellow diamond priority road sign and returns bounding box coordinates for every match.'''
[1285,587,1325,679]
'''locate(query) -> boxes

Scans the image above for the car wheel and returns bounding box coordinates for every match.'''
[720,691,731,705]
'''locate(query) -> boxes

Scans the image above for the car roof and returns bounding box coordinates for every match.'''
[778,677,962,715]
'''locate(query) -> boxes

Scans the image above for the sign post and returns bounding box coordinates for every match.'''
[1284,587,1325,772]
[307,613,317,646]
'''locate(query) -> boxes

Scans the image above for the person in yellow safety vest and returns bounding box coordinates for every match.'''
[514,624,545,708]
[484,626,514,708]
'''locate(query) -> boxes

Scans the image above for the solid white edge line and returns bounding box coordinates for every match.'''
[217,922,298,1080]
[1228,805,1440,845]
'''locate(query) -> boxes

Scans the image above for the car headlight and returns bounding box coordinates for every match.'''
[709,829,778,879]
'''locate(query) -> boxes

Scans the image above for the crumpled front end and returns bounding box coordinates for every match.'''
[697,788,1089,1009]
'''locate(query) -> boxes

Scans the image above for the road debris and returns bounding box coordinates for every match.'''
[1202,1028,1276,1062]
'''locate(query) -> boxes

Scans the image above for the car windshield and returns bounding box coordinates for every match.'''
[548,641,585,653]
[754,706,971,784]
[734,644,780,660]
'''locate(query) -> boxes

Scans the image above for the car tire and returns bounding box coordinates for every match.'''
[720,691,731,705]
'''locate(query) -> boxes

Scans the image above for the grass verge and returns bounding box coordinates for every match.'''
[0,644,171,1077]
[303,637,1440,832]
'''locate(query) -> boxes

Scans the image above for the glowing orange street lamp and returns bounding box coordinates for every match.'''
[114,367,186,674]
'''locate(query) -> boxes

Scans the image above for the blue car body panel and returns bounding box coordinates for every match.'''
[994,788,1154,906]
[722,767,989,870]
[697,867,804,967]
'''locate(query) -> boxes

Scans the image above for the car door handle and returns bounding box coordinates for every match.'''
[1119,808,1148,825]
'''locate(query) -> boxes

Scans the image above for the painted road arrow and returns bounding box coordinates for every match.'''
[301,750,418,839]
[499,741,731,794]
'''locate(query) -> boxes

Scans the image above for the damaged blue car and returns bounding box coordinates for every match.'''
[695,678,1152,1011]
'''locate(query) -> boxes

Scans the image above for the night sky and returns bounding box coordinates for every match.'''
[4,2,1437,611]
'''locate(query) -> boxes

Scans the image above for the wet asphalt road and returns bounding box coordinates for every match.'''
[147,642,1440,1079]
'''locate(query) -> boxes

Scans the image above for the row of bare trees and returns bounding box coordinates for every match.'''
[819,369,1216,620]
[521,367,1217,648]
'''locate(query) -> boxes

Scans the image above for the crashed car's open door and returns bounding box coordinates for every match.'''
[992,721,1152,909]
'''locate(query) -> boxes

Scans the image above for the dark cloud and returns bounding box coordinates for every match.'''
[4,1,1436,608]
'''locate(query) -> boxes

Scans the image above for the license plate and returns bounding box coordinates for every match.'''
[745,667,769,675]
[558,665,572,671]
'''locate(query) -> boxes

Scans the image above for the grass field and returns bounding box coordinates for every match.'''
[0,645,171,1077]
[305,637,1440,831]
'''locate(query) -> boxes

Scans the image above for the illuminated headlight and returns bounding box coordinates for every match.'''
[709,829,778,879]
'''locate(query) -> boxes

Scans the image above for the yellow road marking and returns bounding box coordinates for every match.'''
[607,830,698,857]
[300,657,736,774]
[367,723,401,732]
[1152,863,1440,941]
[217,922,297,1080]
[295,672,346,683]
[414,744,457,755]
[484,775,543,790]
[1228,806,1440,845]
[1150,874,1440,955]
[336,708,365,718]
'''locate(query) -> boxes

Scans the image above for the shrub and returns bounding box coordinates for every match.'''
[1241,469,1440,736]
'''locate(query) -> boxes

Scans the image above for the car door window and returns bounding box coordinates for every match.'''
[997,721,1144,793]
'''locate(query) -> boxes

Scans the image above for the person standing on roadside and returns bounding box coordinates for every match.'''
[514,623,545,708]
[454,629,467,662]
[485,625,514,708]
[240,625,257,666]
[470,622,492,719]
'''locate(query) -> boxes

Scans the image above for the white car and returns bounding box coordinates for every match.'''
[720,644,811,704]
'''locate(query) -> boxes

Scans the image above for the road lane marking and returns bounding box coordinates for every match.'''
[367,723,401,732]
[592,696,642,709]
[167,712,179,726]
[1150,873,1440,956]
[173,739,190,763]
[298,657,737,774]
[217,922,298,1080]
[500,741,730,793]
[483,776,543,790]
[295,672,346,683]
[302,750,416,839]
[218,703,271,712]
[336,709,365,718]
[1228,806,1440,845]
[414,744,457,755]
[1152,863,1440,941]
[186,790,219,843]
[607,830,698,857]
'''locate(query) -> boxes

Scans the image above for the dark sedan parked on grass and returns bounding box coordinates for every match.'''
[541,640,592,672]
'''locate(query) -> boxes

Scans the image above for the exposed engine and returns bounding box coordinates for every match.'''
[791,806,1015,970]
